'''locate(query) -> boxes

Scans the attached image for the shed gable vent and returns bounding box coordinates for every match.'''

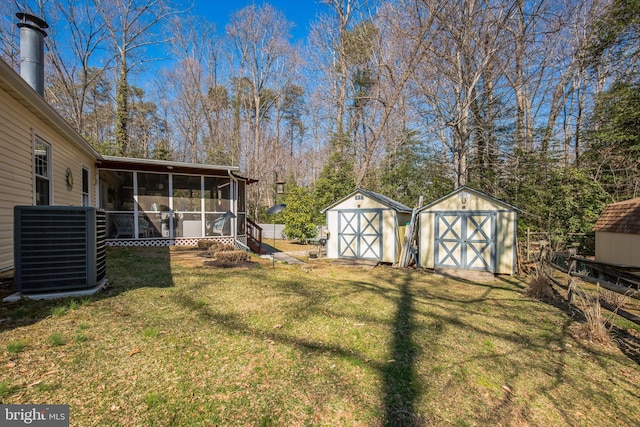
[14,206,106,293]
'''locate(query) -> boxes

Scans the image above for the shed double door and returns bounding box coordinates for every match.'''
[434,212,496,271]
[338,210,383,260]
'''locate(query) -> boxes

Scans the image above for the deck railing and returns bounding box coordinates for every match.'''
[246,218,264,254]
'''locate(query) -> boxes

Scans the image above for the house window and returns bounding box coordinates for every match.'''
[82,167,90,206]
[34,138,50,205]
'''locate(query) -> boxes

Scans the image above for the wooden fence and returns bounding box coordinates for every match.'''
[522,230,595,262]
[547,252,640,327]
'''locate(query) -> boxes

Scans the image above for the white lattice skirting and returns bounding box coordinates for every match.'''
[107,236,247,248]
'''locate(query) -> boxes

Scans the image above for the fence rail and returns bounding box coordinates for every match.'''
[547,252,640,327]
[519,229,594,274]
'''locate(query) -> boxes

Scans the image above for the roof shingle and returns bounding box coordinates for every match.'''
[594,198,640,234]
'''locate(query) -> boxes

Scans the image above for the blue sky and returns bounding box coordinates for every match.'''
[191,0,325,41]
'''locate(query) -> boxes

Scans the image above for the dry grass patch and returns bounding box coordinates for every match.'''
[212,250,249,263]
[600,288,631,309]
[524,267,555,300]
[0,247,639,426]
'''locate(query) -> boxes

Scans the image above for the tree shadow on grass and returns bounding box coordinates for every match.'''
[381,276,424,426]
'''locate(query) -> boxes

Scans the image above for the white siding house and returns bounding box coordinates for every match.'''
[0,13,256,273]
[0,59,100,271]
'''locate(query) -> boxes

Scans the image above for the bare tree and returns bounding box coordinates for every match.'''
[226,3,297,212]
[159,15,210,163]
[412,0,514,188]
[95,0,175,156]
[44,0,110,139]
[500,0,607,158]
[309,0,451,188]
[322,0,356,137]
[0,1,22,67]
[160,57,205,162]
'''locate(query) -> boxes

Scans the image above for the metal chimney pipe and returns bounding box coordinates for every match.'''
[16,12,49,96]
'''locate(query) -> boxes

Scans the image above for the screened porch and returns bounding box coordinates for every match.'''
[97,157,248,245]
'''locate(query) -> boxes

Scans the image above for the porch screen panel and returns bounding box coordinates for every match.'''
[204,177,230,213]
[204,177,232,237]
[137,173,169,211]
[99,170,134,239]
[173,175,202,237]
[137,173,169,237]
[237,181,245,211]
[237,180,246,235]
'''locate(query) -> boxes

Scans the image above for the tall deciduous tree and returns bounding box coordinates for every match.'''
[45,0,110,140]
[0,2,20,67]
[96,0,174,156]
[313,0,448,188]
[164,14,233,164]
[413,0,512,188]
[227,3,297,215]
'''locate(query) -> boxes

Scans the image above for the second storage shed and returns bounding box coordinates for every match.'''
[593,197,640,268]
[322,189,412,263]
[418,186,518,275]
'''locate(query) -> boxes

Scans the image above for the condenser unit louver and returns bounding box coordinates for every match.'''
[14,206,107,293]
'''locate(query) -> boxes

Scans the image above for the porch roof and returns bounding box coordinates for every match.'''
[98,155,243,178]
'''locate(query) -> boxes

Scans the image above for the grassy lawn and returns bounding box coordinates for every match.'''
[1,246,639,426]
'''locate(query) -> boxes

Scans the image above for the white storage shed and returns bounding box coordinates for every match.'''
[322,189,412,263]
[418,186,518,275]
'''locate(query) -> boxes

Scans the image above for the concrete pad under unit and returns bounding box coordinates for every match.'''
[2,279,109,302]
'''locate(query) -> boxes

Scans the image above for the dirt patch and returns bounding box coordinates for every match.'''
[329,259,379,269]
[203,260,257,269]
[169,247,260,269]
[435,267,496,282]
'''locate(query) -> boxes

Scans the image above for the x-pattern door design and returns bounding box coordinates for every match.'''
[338,210,382,260]
[435,212,495,271]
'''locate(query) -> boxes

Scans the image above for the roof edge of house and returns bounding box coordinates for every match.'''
[0,59,101,161]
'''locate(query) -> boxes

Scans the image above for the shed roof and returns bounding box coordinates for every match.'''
[418,186,520,212]
[594,198,640,234]
[321,189,412,213]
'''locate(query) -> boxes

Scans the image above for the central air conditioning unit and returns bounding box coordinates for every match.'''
[14,206,107,293]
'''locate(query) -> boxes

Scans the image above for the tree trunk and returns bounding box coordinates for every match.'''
[115,60,129,156]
